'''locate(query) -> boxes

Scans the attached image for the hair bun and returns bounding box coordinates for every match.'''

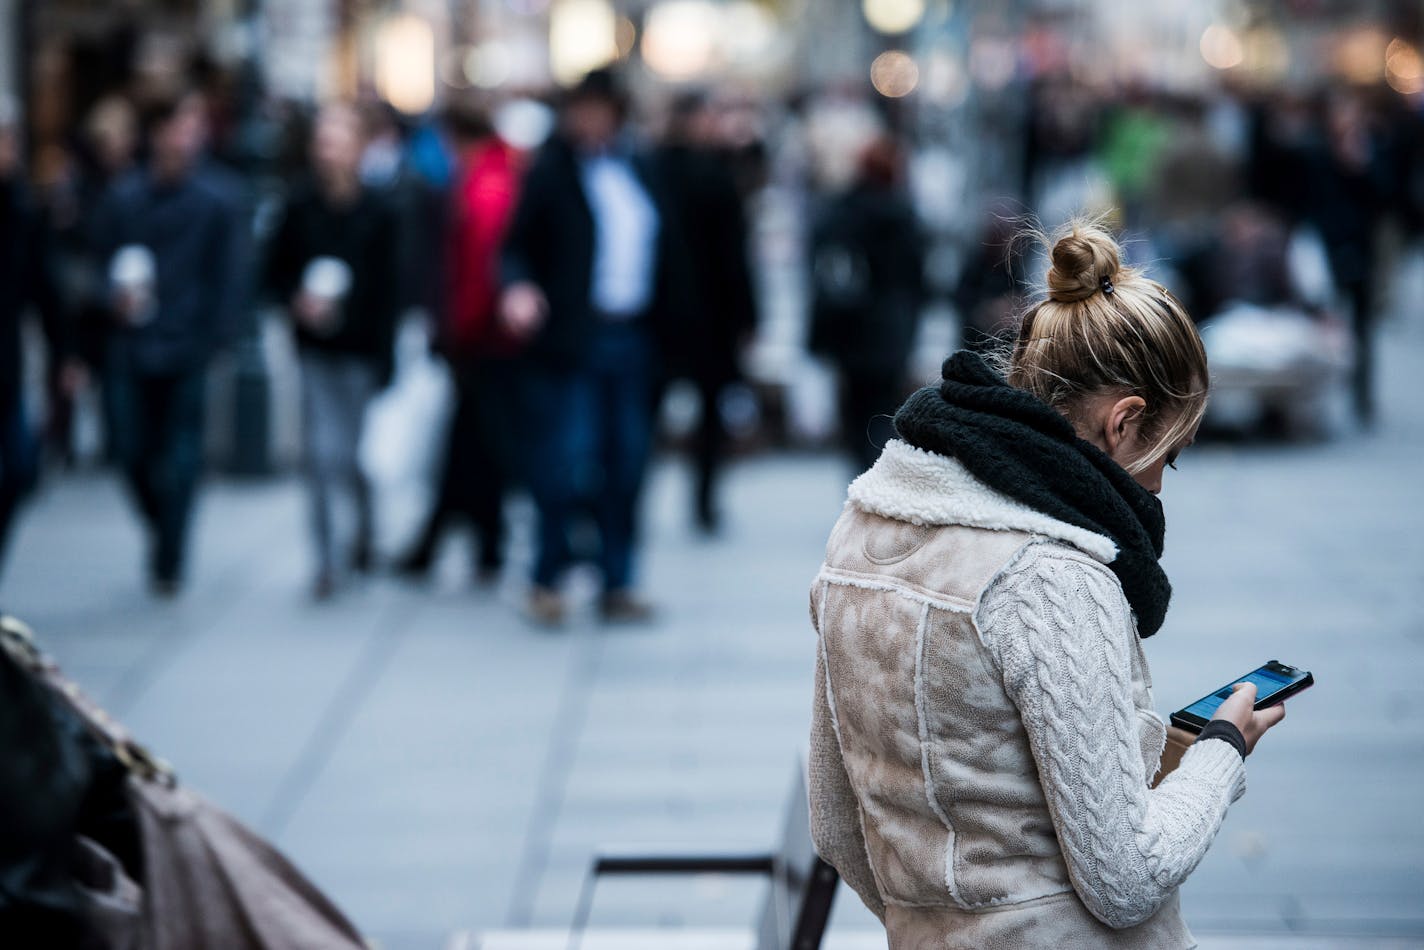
[1046,227,1121,304]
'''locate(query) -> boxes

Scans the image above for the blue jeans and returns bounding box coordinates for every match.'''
[523,322,655,593]
[105,358,207,583]
[300,352,378,579]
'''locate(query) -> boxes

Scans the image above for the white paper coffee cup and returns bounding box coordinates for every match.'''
[110,245,157,326]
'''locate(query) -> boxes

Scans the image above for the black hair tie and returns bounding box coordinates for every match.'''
[1100,275,1115,296]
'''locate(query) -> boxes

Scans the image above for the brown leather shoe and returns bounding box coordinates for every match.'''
[599,590,655,624]
[527,586,567,627]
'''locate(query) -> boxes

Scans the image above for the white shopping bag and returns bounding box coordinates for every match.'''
[359,315,454,553]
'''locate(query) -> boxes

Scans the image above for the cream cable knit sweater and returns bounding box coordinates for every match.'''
[975,542,1247,928]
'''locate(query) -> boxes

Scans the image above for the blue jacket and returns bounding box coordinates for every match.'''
[92,163,249,375]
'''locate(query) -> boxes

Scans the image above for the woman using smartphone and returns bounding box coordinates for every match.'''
[808,222,1286,947]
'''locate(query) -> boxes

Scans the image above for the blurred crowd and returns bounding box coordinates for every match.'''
[0,68,769,625]
[5,43,1424,621]
[1008,76,1420,430]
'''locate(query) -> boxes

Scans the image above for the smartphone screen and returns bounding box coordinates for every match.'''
[1180,663,1300,721]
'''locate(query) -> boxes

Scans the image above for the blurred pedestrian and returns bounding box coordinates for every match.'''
[265,103,399,599]
[1176,202,1297,322]
[954,201,1026,354]
[398,102,525,584]
[91,90,248,595]
[1021,73,1101,223]
[656,91,758,534]
[1306,91,1389,426]
[43,95,138,466]
[0,100,74,576]
[500,69,683,625]
[808,136,926,473]
[811,223,1286,946]
[359,102,444,324]
[1246,94,1315,223]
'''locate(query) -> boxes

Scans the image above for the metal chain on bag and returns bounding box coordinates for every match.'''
[0,614,177,787]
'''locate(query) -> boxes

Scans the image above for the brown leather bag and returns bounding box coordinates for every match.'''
[0,616,367,949]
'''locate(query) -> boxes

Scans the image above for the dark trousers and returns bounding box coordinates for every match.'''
[407,358,513,573]
[838,370,901,474]
[105,360,206,583]
[656,368,733,530]
[0,398,38,573]
[524,322,655,593]
[1342,277,1376,424]
[691,373,731,529]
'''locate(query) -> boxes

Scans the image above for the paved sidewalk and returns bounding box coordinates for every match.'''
[3,315,1423,947]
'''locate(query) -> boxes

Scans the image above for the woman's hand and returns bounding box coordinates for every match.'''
[293,291,337,331]
[112,287,149,326]
[1211,682,1286,755]
[500,282,548,339]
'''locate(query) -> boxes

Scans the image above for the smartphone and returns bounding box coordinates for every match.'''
[1169,660,1313,734]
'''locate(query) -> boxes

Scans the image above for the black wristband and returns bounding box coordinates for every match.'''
[1196,720,1247,760]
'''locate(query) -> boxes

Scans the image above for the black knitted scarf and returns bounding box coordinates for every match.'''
[893,351,1171,638]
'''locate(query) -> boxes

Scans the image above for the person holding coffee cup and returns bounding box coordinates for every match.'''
[90,90,248,595]
[264,102,400,599]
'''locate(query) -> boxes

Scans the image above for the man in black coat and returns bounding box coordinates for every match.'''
[91,91,248,595]
[1307,92,1390,427]
[809,137,926,474]
[656,92,758,534]
[500,69,685,625]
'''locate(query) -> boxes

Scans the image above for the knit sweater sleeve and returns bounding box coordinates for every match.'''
[976,544,1246,929]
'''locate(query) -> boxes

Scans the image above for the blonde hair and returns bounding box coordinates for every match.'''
[1006,221,1208,475]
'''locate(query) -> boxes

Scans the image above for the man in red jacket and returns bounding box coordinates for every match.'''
[399,104,525,583]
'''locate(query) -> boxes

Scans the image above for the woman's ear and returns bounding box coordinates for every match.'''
[1103,395,1148,458]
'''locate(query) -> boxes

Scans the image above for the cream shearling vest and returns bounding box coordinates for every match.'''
[809,441,1243,949]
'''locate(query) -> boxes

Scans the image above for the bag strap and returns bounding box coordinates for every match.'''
[0,614,177,787]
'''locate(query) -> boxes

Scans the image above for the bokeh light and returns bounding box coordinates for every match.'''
[968,36,1017,91]
[1334,27,1387,85]
[549,0,618,86]
[723,1,779,68]
[464,41,513,89]
[615,16,638,59]
[1386,38,1423,95]
[870,49,920,98]
[862,0,926,35]
[1242,27,1290,81]
[922,49,968,107]
[642,1,722,81]
[374,14,435,115]
[441,45,473,89]
[1200,24,1244,70]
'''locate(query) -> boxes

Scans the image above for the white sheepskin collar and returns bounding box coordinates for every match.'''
[847,439,1118,564]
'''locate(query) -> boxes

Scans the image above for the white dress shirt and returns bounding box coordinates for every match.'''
[578,152,661,318]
